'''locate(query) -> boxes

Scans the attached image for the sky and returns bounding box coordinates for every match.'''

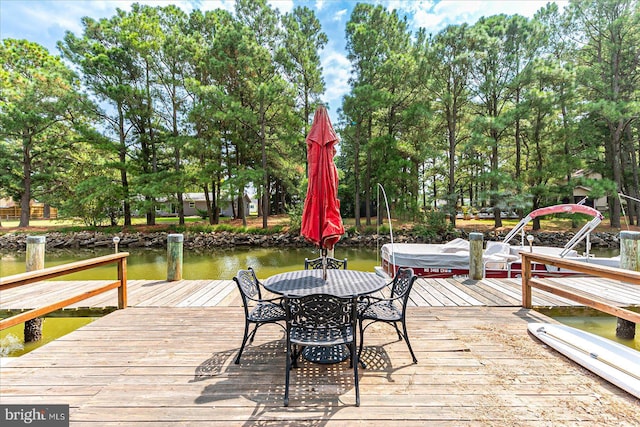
[0,0,567,125]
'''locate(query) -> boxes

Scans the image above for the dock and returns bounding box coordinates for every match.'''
[1,277,639,424]
[2,276,640,311]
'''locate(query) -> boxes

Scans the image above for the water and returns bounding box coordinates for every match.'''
[0,246,618,279]
[0,247,380,280]
[554,316,640,351]
[1,317,97,357]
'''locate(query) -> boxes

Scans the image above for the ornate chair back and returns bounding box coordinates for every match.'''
[304,256,348,270]
[284,293,360,407]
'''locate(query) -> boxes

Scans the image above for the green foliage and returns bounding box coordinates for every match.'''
[411,210,453,239]
[377,224,390,236]
[287,202,303,233]
[358,224,390,235]
[4,1,640,232]
[211,224,238,233]
[177,223,286,235]
[345,225,359,235]
[195,208,209,220]
[0,38,93,227]
[58,177,122,227]
[56,224,123,234]
[246,225,284,235]
[186,224,216,233]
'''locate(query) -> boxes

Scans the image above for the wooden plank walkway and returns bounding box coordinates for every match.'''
[1,306,638,425]
[2,276,639,311]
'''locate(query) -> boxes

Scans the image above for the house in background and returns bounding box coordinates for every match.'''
[0,198,58,220]
[564,170,608,211]
[156,192,259,217]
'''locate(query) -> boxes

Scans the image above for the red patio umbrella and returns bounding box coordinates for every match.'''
[300,106,345,278]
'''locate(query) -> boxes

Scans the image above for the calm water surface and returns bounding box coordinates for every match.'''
[0,247,381,280]
[1,317,96,357]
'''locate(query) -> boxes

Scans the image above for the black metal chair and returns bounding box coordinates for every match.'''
[284,293,360,407]
[232,268,286,364]
[304,256,348,270]
[358,267,418,365]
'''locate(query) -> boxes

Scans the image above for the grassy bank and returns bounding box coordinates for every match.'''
[0,213,630,235]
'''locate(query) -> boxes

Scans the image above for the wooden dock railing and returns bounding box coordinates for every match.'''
[521,252,640,324]
[0,252,129,330]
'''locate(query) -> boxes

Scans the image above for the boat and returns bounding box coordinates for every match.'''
[379,203,620,278]
[527,322,640,399]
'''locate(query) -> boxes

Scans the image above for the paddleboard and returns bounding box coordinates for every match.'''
[528,322,640,399]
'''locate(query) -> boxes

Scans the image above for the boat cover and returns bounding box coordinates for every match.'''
[381,243,471,270]
[382,241,579,271]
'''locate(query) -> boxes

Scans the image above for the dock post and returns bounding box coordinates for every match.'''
[167,233,184,281]
[25,236,46,342]
[617,230,639,339]
[469,232,484,280]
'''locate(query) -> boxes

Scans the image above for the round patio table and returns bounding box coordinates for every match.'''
[263,269,387,298]
[263,269,387,364]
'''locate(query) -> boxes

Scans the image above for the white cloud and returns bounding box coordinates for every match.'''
[333,9,348,22]
[389,1,569,34]
[320,47,351,111]
[268,0,294,14]
[315,0,326,12]
[1,0,243,55]
[199,0,235,12]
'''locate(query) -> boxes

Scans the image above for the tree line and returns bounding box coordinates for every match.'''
[339,0,640,230]
[1,0,639,230]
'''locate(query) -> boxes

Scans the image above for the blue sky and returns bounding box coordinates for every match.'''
[1,0,566,124]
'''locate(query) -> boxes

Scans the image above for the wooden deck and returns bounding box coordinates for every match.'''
[2,277,639,424]
[2,276,640,311]
[1,306,638,425]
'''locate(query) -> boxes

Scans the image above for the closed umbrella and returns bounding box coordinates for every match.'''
[300,105,345,279]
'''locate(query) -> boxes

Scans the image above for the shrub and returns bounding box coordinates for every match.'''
[345,225,359,235]
[195,208,209,220]
[212,224,239,233]
[359,224,390,235]
[287,204,302,233]
[188,224,216,233]
[412,210,452,238]
[246,225,284,235]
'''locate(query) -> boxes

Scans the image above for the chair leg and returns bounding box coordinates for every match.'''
[235,320,251,364]
[351,342,360,407]
[357,320,367,368]
[393,323,403,340]
[248,323,259,343]
[401,319,418,364]
[291,344,303,368]
[284,338,291,406]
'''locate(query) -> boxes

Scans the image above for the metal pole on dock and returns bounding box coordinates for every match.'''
[618,230,639,339]
[167,233,183,281]
[469,232,484,280]
[25,236,45,342]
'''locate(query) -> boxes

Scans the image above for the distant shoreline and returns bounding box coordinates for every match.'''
[0,229,622,252]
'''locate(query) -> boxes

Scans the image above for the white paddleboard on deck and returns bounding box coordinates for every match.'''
[528,322,640,399]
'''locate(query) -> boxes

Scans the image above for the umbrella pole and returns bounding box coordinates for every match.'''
[322,247,327,280]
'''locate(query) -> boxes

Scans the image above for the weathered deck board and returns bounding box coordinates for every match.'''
[176,280,234,307]
[2,276,639,312]
[1,307,638,425]
[433,278,484,306]
[560,276,640,303]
